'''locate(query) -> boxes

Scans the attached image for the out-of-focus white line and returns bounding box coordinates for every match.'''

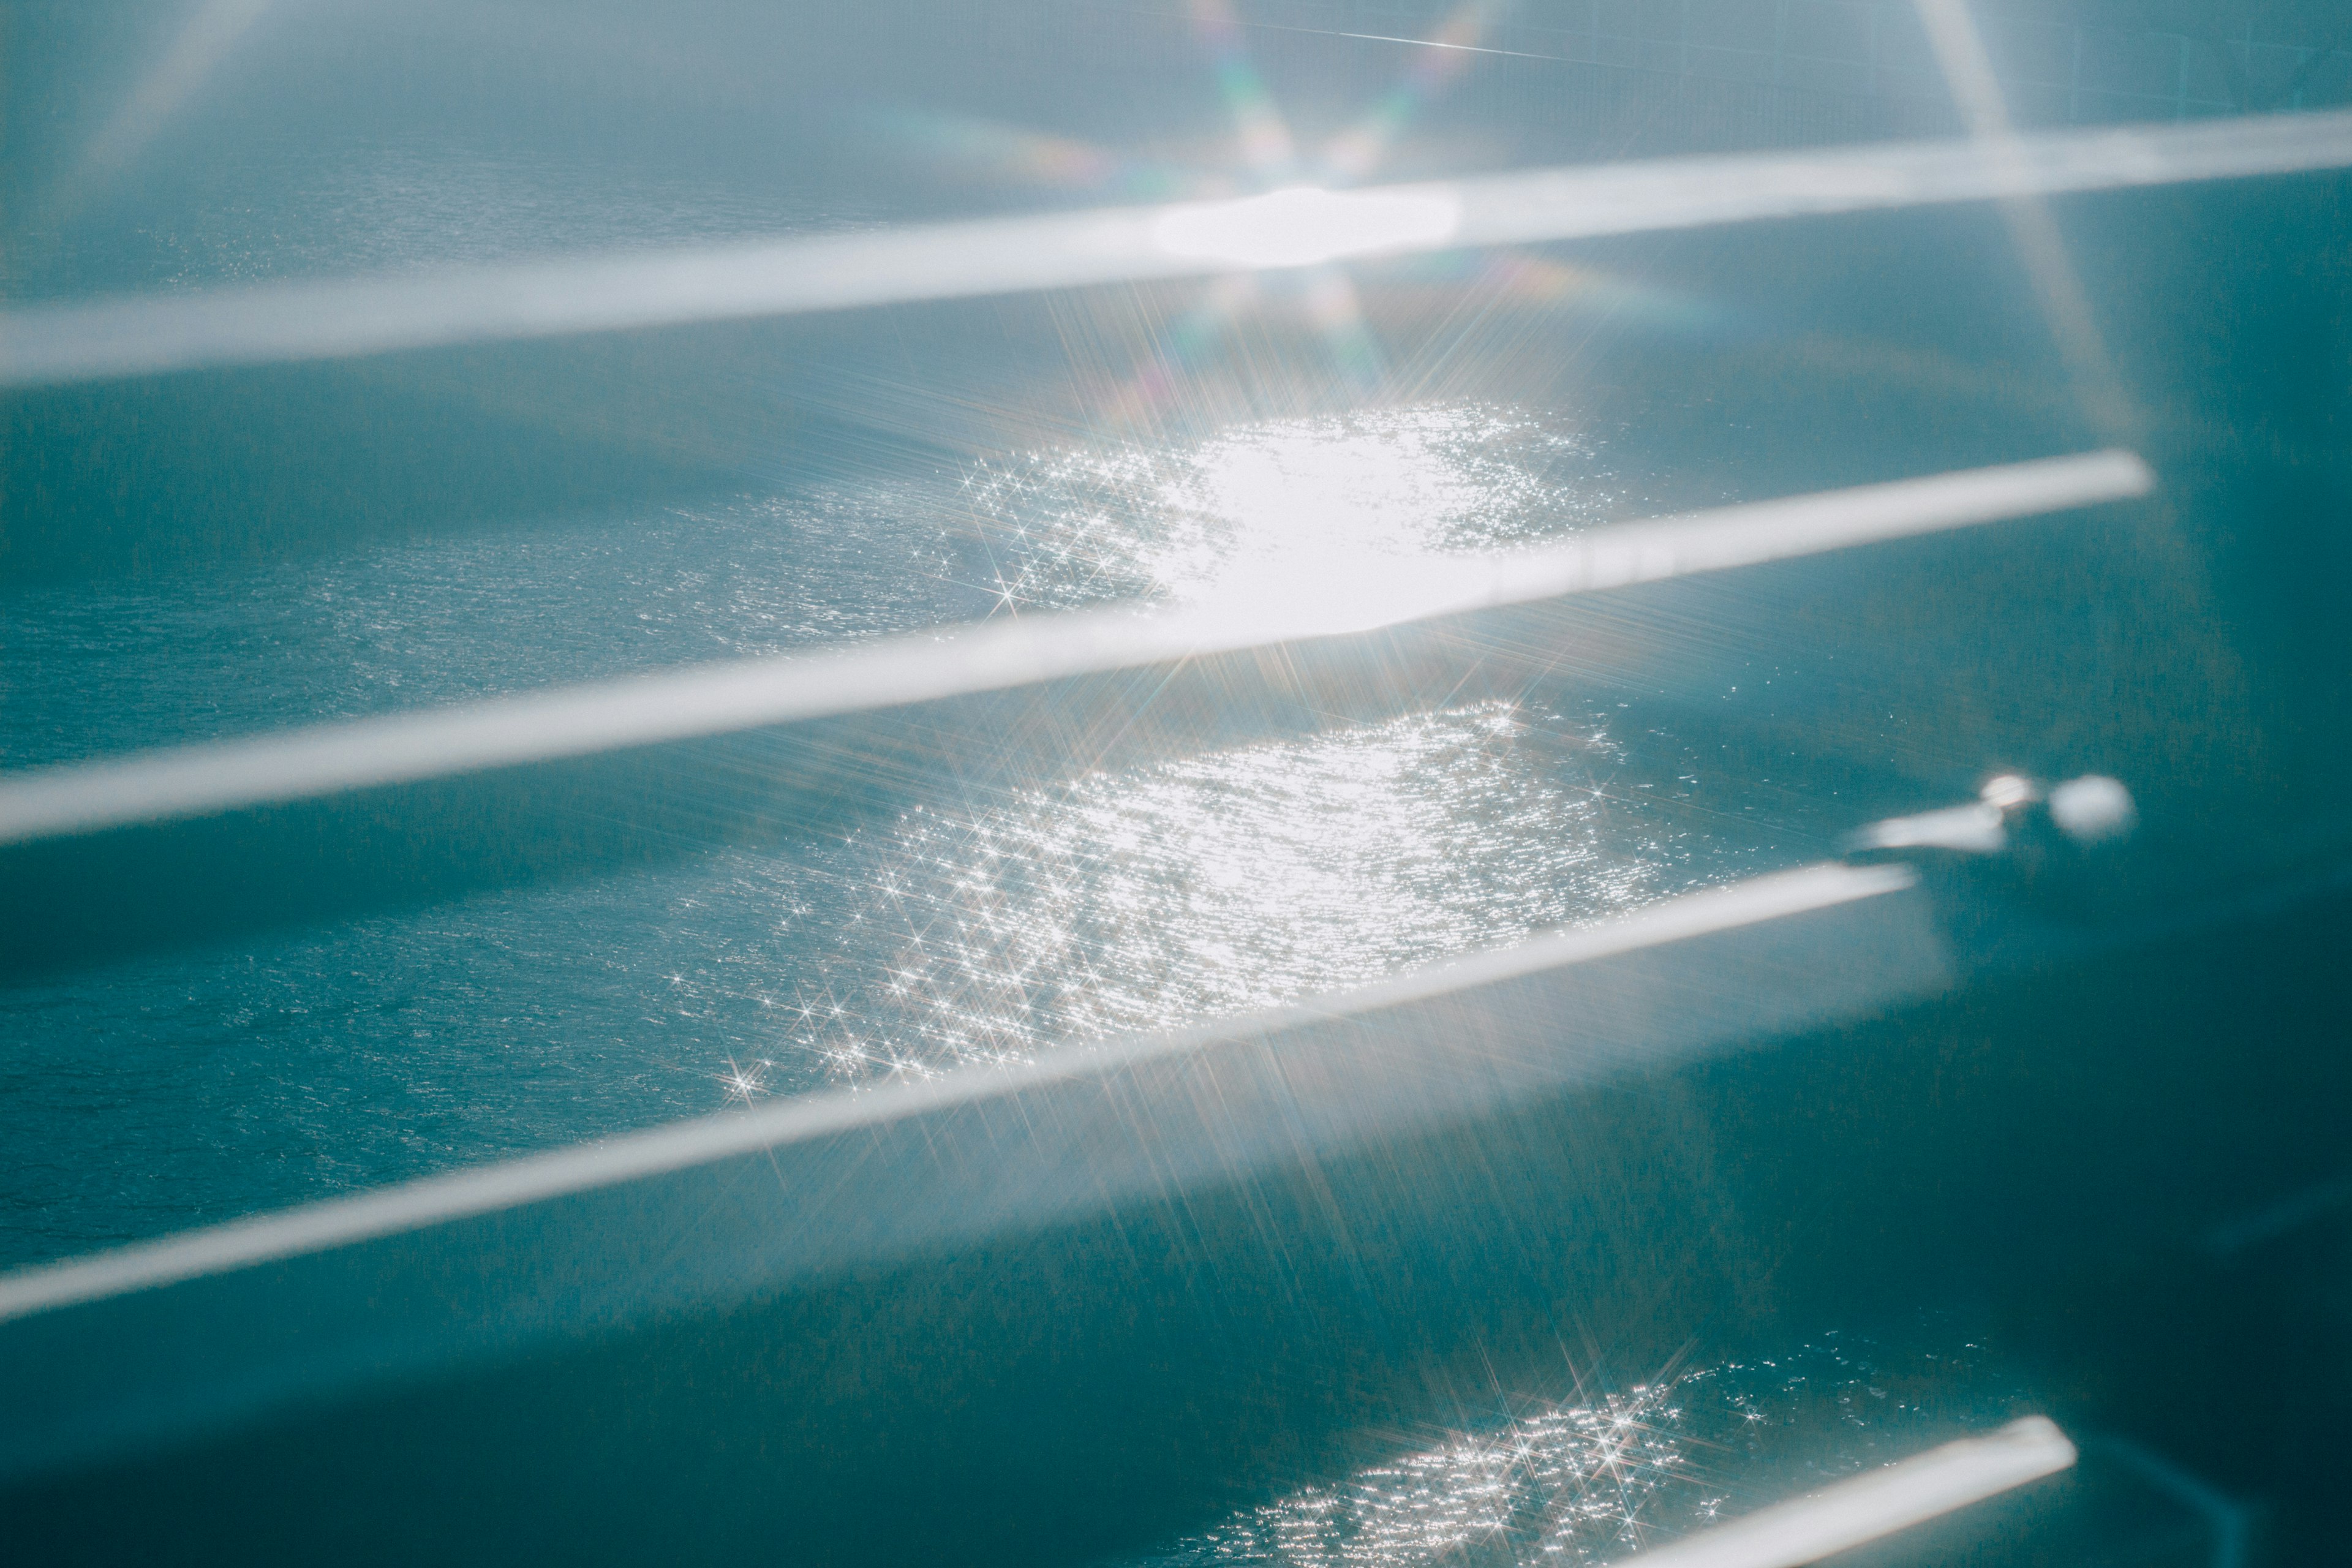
[1613,1416,2078,1568]
[0,450,2150,847]
[4,111,2348,386]
[1449,107,2352,251]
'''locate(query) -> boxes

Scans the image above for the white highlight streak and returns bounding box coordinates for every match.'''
[0,451,2152,846]
[1613,1416,2078,1567]
[4,111,2348,385]
[1151,184,1460,267]
[0,860,1917,1324]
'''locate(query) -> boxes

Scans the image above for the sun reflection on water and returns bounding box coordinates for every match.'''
[0,401,1819,1264]
[752,695,1712,1086]
[723,406,1740,1088]
[1150,412,1501,605]
[1123,1336,2027,1567]
[963,404,1630,618]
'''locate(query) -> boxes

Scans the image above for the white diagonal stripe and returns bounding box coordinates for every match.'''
[1613,1416,2078,1567]
[3,111,2347,386]
[0,450,2152,846]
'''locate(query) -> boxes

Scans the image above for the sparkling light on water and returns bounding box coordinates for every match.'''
[717,407,1716,1083]
[1125,1336,2038,1568]
[771,697,1674,1084]
[965,405,1630,618]
[0,405,1801,1263]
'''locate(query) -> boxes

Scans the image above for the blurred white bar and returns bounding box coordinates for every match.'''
[0,859,1924,1331]
[1615,1416,2078,1567]
[0,449,2151,846]
[4,110,2348,386]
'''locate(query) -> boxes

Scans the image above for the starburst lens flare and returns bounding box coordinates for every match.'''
[1150,185,1461,269]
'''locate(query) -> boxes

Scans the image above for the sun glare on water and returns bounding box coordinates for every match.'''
[1142,411,1500,618]
[967,405,1600,619]
[735,409,1740,1087]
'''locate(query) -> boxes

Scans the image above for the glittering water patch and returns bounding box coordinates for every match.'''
[0,402,1762,1265]
[962,405,1638,617]
[763,697,1713,1082]
[1125,1334,2041,1567]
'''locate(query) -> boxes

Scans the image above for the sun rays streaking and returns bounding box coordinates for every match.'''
[1187,0,1303,179]
[1910,0,2136,443]
[827,0,1518,417]
[1144,0,1494,410]
[1092,246,1700,434]
[713,1056,774,1104]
